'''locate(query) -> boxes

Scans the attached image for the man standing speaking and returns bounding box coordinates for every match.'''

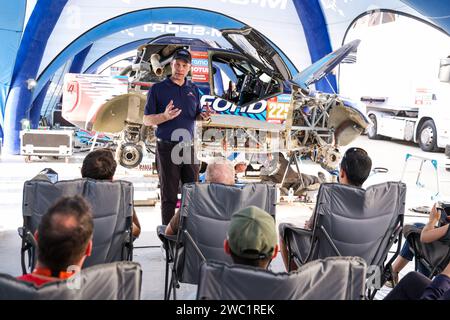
[143,48,211,225]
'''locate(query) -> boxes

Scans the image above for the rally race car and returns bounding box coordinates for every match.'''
[62,27,369,169]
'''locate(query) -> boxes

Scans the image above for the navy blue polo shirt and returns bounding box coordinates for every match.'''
[144,77,201,141]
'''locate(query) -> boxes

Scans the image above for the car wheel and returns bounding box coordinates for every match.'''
[118,143,143,168]
[418,120,439,152]
[367,114,381,140]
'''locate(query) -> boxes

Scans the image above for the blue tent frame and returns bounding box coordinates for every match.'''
[2,0,449,154]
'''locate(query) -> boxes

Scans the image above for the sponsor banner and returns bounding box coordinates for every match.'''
[142,24,222,38]
[276,94,291,103]
[191,51,209,83]
[201,95,267,121]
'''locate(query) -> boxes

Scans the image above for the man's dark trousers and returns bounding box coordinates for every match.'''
[156,140,198,225]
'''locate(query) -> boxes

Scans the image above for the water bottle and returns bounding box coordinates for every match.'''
[288,187,294,204]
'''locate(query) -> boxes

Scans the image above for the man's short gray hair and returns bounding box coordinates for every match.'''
[206,158,235,185]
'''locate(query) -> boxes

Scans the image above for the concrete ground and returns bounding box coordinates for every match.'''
[1,135,449,299]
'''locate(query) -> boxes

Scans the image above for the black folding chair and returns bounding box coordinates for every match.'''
[282,182,406,299]
[19,178,134,274]
[158,182,277,300]
[403,224,450,278]
[197,257,367,300]
[0,262,142,300]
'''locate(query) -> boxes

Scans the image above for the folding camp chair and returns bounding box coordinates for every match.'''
[158,182,277,300]
[0,262,142,300]
[19,178,134,274]
[282,182,406,299]
[403,224,450,278]
[197,256,367,300]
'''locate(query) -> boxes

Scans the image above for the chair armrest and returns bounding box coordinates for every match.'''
[283,225,314,267]
[157,225,177,243]
[285,225,313,238]
[18,227,37,248]
[403,224,422,238]
[17,227,24,240]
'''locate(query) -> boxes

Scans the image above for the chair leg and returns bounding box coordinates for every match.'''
[365,288,370,300]
[20,248,27,275]
[287,252,292,272]
[20,238,35,274]
[369,288,378,300]
[367,288,374,300]
[165,267,179,300]
[166,278,172,300]
[164,250,180,300]
[164,259,169,300]
[163,244,175,300]
[128,238,134,261]
[172,280,177,300]
[27,247,36,273]
[170,265,179,300]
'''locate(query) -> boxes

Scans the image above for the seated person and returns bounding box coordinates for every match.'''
[388,203,450,287]
[387,222,426,288]
[18,196,93,285]
[199,154,247,183]
[223,80,239,103]
[81,148,141,239]
[224,206,279,269]
[260,152,326,195]
[278,147,372,271]
[421,203,450,243]
[165,158,235,236]
[384,260,450,300]
[234,161,248,175]
[231,152,249,181]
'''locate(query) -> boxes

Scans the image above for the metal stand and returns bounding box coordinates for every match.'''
[280,150,305,189]
[400,153,440,199]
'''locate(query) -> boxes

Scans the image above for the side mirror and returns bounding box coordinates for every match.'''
[438,57,450,83]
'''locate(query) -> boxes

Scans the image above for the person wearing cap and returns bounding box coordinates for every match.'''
[224,206,279,269]
[143,48,213,225]
[278,147,372,271]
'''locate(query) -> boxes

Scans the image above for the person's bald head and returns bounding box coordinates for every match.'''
[206,158,235,185]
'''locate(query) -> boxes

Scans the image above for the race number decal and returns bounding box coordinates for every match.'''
[63,81,80,113]
[267,94,291,124]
